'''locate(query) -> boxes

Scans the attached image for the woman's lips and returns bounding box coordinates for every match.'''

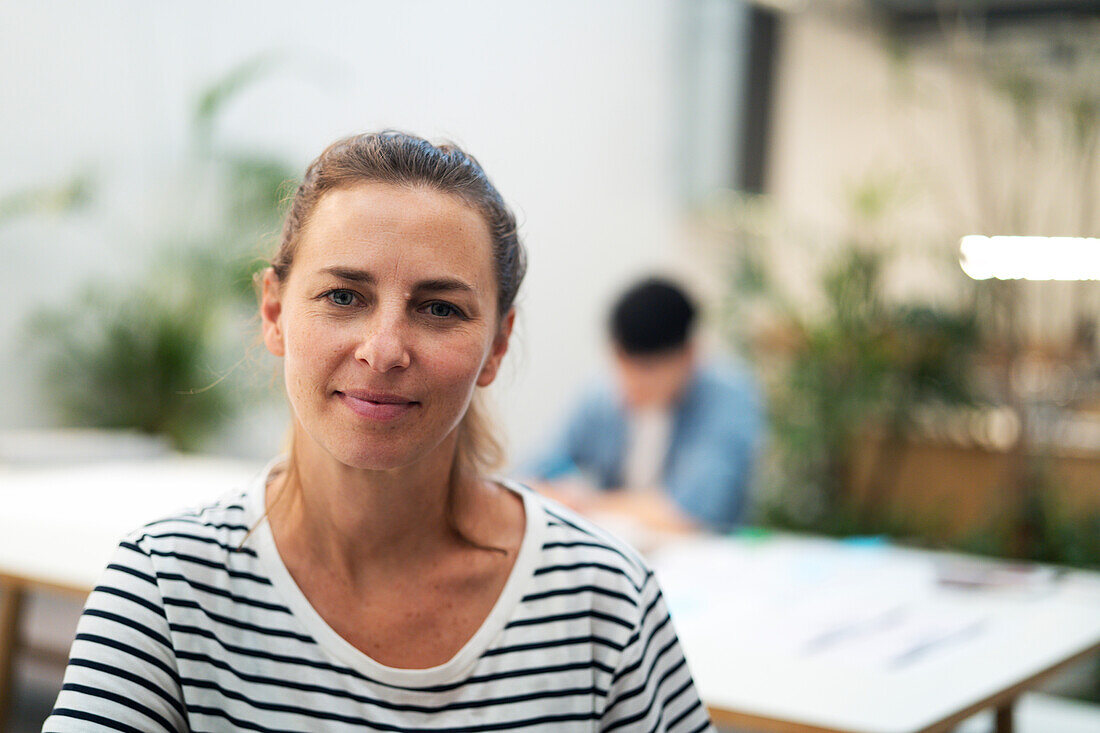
[336,391,419,421]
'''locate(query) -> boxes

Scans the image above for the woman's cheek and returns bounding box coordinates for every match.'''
[289,317,350,362]
[428,336,489,379]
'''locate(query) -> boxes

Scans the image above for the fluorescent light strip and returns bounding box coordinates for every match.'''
[960,235,1100,281]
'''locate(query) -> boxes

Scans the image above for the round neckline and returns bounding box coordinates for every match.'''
[244,462,543,687]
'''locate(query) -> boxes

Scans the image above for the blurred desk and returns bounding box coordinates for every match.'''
[650,533,1100,733]
[0,456,262,722]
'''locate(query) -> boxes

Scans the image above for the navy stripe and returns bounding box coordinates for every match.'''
[641,586,663,619]
[48,708,152,733]
[118,539,147,555]
[609,586,666,684]
[606,652,680,718]
[188,702,599,733]
[185,705,288,733]
[684,715,711,733]
[60,682,177,732]
[184,675,606,725]
[93,585,167,618]
[143,516,250,532]
[543,508,646,575]
[169,621,317,654]
[651,657,690,711]
[506,608,634,631]
[611,612,673,686]
[75,633,182,687]
[482,634,625,657]
[186,677,389,727]
[116,540,154,561]
[178,647,604,712]
[661,684,705,732]
[106,562,157,586]
[542,540,646,576]
[535,561,644,593]
[140,531,259,557]
[156,571,290,613]
[82,609,174,650]
[636,663,694,733]
[616,584,665,655]
[162,597,312,641]
[175,639,613,695]
[457,658,615,693]
[136,546,272,585]
[67,657,186,720]
[523,585,636,606]
[605,634,682,719]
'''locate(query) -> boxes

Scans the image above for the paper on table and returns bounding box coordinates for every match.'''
[652,536,990,672]
[806,600,988,669]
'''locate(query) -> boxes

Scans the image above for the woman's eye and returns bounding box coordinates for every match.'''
[327,289,356,307]
[426,302,458,318]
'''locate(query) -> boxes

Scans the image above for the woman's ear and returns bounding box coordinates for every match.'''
[477,309,515,387]
[260,268,286,357]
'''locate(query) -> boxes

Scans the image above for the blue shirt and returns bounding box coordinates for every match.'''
[526,361,763,530]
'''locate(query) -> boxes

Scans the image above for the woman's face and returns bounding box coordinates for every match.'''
[261,182,513,472]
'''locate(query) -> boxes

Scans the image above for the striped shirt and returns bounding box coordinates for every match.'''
[45,469,715,732]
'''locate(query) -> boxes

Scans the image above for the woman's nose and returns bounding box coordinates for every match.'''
[354,313,411,372]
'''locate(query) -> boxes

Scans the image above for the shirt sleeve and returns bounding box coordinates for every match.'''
[665,369,764,530]
[600,573,714,733]
[665,434,754,530]
[43,537,187,733]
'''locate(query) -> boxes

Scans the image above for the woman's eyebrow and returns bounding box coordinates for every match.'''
[321,267,474,295]
[414,278,475,295]
[322,266,375,283]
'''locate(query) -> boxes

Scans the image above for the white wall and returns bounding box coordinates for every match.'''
[0,0,698,463]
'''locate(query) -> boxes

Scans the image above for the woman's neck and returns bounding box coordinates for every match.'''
[267,429,475,585]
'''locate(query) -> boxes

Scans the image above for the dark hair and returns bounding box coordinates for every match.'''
[265,132,526,550]
[610,277,697,355]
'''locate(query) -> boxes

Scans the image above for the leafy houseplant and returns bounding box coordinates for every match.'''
[719,222,980,535]
[19,56,297,452]
[27,282,233,452]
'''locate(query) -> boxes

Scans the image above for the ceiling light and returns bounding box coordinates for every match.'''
[959,235,1100,280]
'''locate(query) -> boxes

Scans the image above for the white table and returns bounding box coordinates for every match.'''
[0,456,264,721]
[650,534,1100,733]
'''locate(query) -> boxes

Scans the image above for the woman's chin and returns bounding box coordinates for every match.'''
[326,440,439,474]
[335,449,415,473]
[298,421,458,475]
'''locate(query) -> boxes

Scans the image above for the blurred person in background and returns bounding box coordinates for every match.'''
[526,277,763,535]
[45,133,715,732]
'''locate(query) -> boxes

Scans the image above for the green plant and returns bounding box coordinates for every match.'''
[18,55,299,450]
[749,241,979,533]
[0,173,92,223]
[27,281,234,451]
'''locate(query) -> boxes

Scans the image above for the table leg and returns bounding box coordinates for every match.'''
[0,577,27,730]
[994,699,1015,733]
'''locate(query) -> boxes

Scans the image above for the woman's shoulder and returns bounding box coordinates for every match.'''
[520,487,654,601]
[117,487,262,576]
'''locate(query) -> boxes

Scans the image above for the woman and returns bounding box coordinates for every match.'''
[46,132,714,732]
